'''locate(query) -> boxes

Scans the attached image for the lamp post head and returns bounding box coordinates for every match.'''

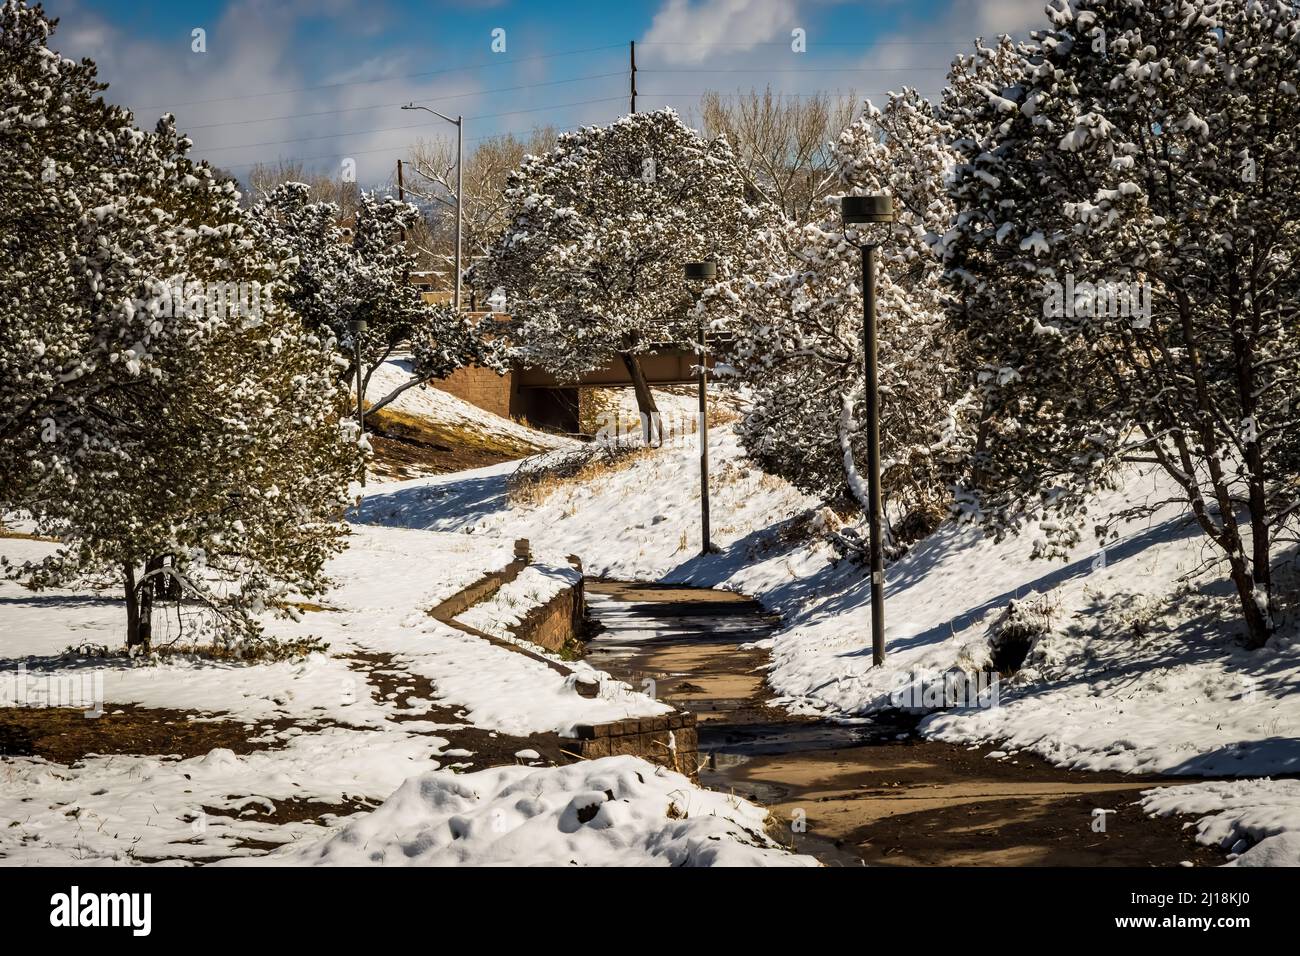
[349,318,368,335]
[684,260,717,281]
[841,194,894,225]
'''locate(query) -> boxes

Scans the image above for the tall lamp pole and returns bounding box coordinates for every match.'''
[841,194,895,667]
[401,103,463,311]
[684,260,717,556]
[350,317,368,487]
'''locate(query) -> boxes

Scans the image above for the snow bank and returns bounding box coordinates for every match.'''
[356,425,1300,783]
[0,728,444,865]
[240,755,816,867]
[1141,779,1300,866]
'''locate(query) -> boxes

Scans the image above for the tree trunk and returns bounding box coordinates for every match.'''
[124,563,141,648]
[1228,553,1271,650]
[619,352,661,446]
[137,555,161,651]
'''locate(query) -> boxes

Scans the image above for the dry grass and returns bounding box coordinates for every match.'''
[366,404,551,481]
[507,444,656,507]
[0,526,57,542]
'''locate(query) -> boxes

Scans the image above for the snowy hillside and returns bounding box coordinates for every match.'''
[355,423,1300,864]
[363,360,573,454]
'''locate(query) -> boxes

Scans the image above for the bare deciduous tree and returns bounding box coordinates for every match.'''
[407,127,557,297]
[243,160,361,225]
[700,87,859,225]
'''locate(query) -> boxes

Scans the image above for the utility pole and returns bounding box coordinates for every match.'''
[840,194,895,667]
[396,158,405,242]
[454,114,463,312]
[400,104,463,311]
[630,40,637,114]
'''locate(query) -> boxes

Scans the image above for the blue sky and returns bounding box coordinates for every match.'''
[41,0,1050,188]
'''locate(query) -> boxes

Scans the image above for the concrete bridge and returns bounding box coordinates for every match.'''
[437,346,721,434]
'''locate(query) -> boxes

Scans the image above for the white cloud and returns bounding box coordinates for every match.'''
[642,0,802,65]
[856,0,1050,104]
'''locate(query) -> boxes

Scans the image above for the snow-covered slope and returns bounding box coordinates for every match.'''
[354,422,1300,864]
[362,359,573,453]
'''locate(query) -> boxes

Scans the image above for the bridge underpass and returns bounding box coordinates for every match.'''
[509,348,720,433]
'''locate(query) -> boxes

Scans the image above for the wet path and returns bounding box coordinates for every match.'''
[584,579,1224,867]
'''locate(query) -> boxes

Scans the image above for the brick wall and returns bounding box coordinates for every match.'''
[433,365,514,420]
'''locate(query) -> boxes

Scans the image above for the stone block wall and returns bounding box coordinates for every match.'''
[567,712,699,781]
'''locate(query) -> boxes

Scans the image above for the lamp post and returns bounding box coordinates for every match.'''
[841,194,894,667]
[350,317,368,486]
[684,260,717,556]
[401,103,463,312]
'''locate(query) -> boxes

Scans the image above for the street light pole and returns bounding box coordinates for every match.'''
[841,194,895,667]
[401,104,463,311]
[684,260,717,556]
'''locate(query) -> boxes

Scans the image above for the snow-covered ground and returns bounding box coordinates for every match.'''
[353,419,1300,864]
[3,363,803,867]
[0,521,759,864]
[7,382,1297,865]
[455,560,582,641]
[1140,778,1300,867]
[363,359,575,452]
[236,756,814,868]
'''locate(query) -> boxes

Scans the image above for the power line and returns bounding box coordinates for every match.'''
[638,66,950,74]
[221,119,592,173]
[184,71,626,132]
[139,43,626,111]
[201,95,625,154]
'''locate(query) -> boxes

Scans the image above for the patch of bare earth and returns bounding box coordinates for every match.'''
[0,705,299,762]
[367,405,552,480]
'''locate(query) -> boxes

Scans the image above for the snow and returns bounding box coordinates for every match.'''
[455,560,581,641]
[0,728,443,865]
[354,425,819,584]
[235,756,816,868]
[1141,779,1300,867]
[362,359,573,452]
[354,422,1300,863]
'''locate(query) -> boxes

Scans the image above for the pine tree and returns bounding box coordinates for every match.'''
[942,0,1300,648]
[252,183,497,417]
[475,109,761,438]
[0,0,358,647]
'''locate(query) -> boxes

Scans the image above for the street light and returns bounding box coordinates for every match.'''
[841,193,894,667]
[684,260,717,556]
[349,317,368,486]
[401,103,463,312]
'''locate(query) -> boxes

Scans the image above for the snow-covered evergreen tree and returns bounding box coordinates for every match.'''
[0,0,358,647]
[252,183,497,416]
[474,109,762,435]
[941,0,1300,648]
[705,90,974,547]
